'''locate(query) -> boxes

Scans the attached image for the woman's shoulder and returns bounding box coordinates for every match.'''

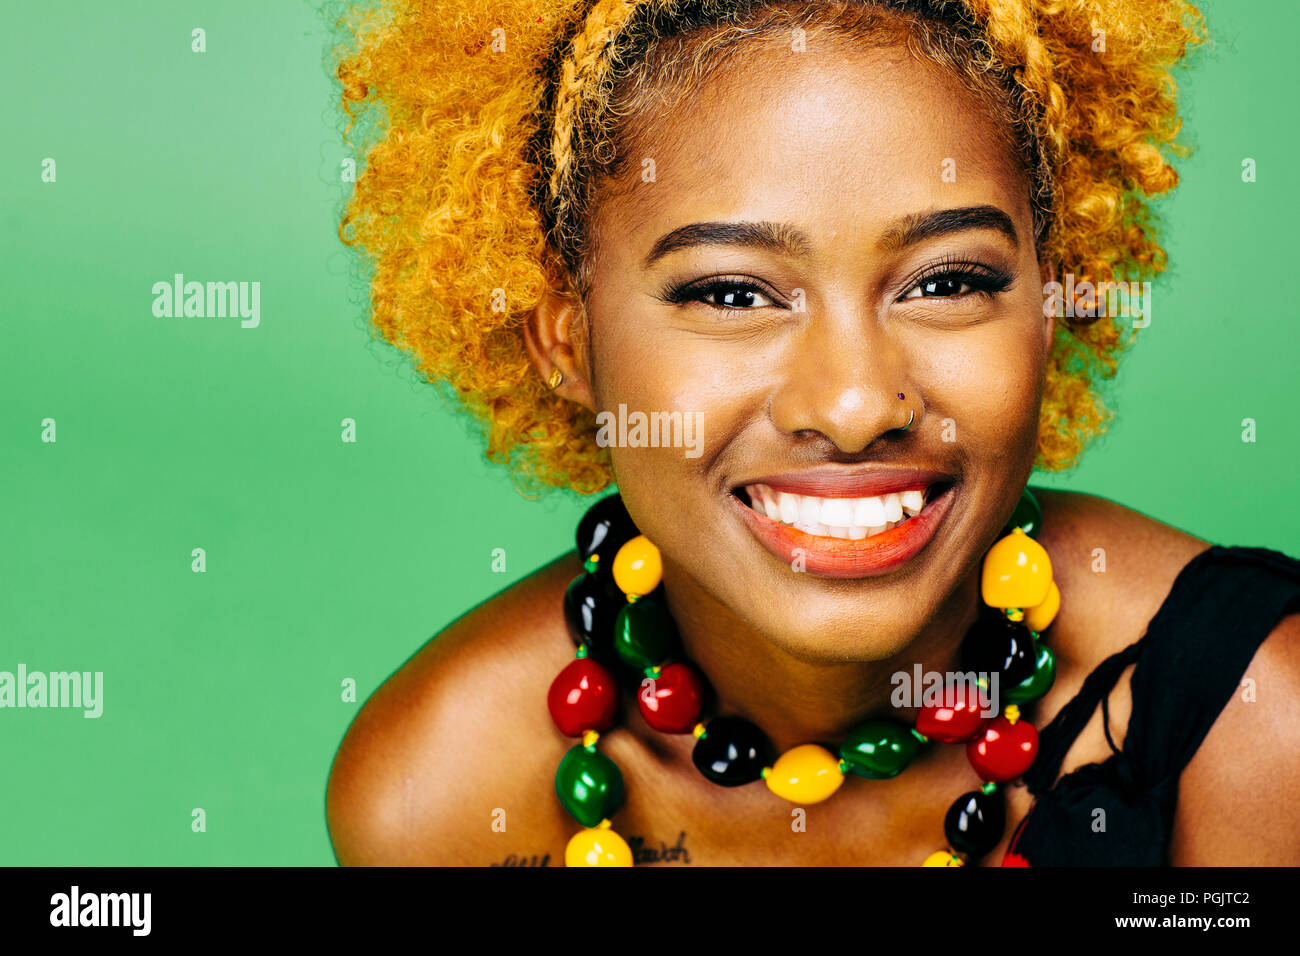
[1032,487,1300,863]
[1030,486,1212,620]
[326,550,582,866]
[1173,604,1300,863]
[1025,486,1213,671]
[1012,487,1208,774]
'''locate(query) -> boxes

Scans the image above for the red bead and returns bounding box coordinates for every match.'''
[547,657,619,736]
[1001,851,1030,867]
[915,680,988,743]
[967,715,1039,783]
[637,662,704,733]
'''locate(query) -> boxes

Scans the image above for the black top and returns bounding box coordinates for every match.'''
[1005,545,1300,866]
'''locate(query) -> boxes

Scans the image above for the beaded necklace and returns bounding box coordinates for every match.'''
[549,488,1058,866]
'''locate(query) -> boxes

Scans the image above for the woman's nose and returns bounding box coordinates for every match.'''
[767,308,910,453]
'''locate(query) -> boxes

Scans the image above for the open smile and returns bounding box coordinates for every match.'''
[729,471,958,579]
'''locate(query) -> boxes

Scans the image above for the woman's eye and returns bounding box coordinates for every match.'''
[904,275,975,299]
[687,281,778,309]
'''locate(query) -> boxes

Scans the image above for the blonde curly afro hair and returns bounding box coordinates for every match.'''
[331,0,1206,497]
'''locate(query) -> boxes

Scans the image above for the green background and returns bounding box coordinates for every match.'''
[1,0,1295,865]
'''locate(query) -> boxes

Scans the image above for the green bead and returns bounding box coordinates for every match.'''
[1005,638,1057,702]
[839,719,920,779]
[613,598,678,669]
[555,744,625,828]
[1006,487,1043,538]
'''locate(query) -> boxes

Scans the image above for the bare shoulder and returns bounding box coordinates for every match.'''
[1029,487,1213,654]
[1020,487,1213,781]
[1034,488,1300,863]
[325,550,583,866]
[1171,608,1300,864]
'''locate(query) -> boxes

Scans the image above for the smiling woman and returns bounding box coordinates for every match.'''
[323,0,1300,868]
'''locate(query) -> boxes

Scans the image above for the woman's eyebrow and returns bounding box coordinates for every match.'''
[878,204,1019,251]
[642,204,1018,268]
[643,221,811,268]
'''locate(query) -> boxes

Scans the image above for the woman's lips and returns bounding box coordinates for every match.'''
[731,482,957,578]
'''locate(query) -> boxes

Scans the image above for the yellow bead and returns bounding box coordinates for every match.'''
[565,826,633,867]
[612,535,663,597]
[922,850,965,867]
[1023,580,1061,633]
[764,744,845,804]
[981,528,1053,611]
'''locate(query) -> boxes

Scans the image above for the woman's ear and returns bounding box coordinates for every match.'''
[522,285,597,412]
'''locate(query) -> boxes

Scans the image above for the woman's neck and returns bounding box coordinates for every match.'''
[660,559,983,755]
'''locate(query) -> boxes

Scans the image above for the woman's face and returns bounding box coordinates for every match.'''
[575,33,1055,662]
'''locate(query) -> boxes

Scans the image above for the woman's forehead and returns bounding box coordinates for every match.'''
[593,40,1032,260]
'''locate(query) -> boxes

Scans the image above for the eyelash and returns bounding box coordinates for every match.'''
[659,275,786,310]
[660,259,1014,311]
[899,257,1014,302]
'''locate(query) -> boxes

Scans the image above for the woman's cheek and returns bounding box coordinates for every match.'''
[603,364,751,530]
[913,323,1043,442]
[611,332,756,427]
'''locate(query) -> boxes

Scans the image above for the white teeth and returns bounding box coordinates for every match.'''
[853,495,886,527]
[901,489,925,516]
[743,482,937,539]
[819,498,854,527]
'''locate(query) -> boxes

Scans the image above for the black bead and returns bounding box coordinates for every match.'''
[961,610,1037,686]
[576,493,640,564]
[692,716,772,787]
[562,572,619,652]
[589,558,627,602]
[943,788,1006,858]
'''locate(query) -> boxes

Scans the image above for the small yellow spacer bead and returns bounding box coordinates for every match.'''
[1006,607,1025,622]
[1024,579,1061,632]
[922,849,965,867]
[1004,704,1020,724]
[582,729,600,747]
[597,818,612,829]
[692,722,707,739]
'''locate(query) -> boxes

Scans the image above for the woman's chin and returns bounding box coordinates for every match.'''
[732,603,930,664]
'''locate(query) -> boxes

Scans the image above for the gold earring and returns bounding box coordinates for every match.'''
[547,368,564,390]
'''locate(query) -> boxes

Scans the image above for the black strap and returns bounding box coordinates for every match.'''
[1023,640,1142,796]
[1123,545,1300,790]
[1023,545,1300,799]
